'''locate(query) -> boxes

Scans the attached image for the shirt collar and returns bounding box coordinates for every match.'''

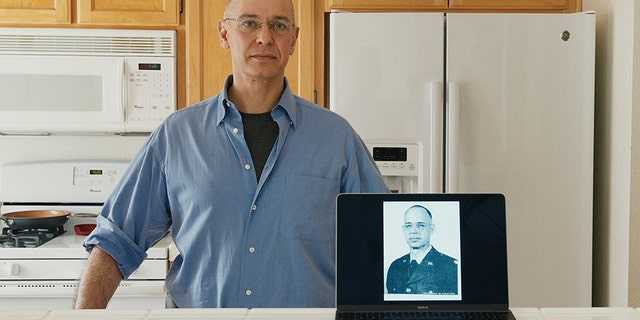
[216,75,298,128]
[410,245,433,265]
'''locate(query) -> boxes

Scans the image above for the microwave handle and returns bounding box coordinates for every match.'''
[119,59,126,123]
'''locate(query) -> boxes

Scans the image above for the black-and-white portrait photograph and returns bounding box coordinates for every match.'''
[383,201,462,301]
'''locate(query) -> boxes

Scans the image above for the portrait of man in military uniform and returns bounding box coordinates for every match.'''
[386,204,459,295]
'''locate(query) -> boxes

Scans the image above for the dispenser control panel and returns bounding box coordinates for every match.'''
[368,143,419,177]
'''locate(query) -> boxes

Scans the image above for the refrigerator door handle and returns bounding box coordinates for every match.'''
[430,82,444,193]
[446,82,460,193]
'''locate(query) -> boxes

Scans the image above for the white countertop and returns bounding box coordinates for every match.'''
[0,231,172,259]
[3,308,640,320]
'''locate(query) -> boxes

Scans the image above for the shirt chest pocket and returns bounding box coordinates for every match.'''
[280,175,339,241]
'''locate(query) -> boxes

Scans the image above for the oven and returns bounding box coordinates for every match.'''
[0,160,171,309]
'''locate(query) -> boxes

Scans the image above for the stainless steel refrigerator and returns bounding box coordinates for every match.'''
[329,11,595,307]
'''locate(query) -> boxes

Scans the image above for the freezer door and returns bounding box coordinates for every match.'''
[330,12,445,192]
[446,13,595,307]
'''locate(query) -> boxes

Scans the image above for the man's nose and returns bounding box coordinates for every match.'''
[256,24,274,45]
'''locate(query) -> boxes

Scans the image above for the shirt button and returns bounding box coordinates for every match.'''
[249,247,256,253]
[251,204,257,211]
[244,164,251,170]
[245,289,252,296]
[233,128,239,134]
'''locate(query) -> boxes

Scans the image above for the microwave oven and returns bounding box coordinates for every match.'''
[0,28,176,135]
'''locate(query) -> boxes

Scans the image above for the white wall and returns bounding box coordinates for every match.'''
[583,0,640,307]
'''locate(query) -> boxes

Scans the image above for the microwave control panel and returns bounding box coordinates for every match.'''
[125,57,176,132]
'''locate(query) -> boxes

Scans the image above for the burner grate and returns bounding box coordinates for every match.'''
[1,227,65,248]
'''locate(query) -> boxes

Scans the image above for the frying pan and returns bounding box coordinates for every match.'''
[0,210,70,230]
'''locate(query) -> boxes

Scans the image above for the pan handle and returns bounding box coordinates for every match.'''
[0,216,15,226]
[71,213,99,218]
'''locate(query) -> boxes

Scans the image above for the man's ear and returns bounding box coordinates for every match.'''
[289,26,300,55]
[219,20,230,49]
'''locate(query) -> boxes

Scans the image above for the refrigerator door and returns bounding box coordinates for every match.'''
[446,12,595,306]
[330,12,445,193]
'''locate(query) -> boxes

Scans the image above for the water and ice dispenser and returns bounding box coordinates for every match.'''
[367,143,420,193]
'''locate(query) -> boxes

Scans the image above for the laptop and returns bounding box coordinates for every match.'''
[335,193,515,320]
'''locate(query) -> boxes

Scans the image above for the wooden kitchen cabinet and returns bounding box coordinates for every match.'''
[76,0,180,26]
[327,0,447,12]
[0,0,179,26]
[326,0,581,13]
[448,0,580,12]
[0,0,71,24]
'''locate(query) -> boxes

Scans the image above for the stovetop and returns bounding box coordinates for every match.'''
[1,226,66,248]
[0,224,173,259]
[1,208,171,259]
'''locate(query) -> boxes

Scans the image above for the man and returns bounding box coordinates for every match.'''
[74,0,387,309]
[386,205,458,295]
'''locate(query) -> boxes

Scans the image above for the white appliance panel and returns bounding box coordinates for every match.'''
[0,160,172,309]
[446,13,595,307]
[125,57,176,132]
[329,11,594,307]
[0,28,176,135]
[0,160,129,203]
[330,12,445,192]
[0,56,124,132]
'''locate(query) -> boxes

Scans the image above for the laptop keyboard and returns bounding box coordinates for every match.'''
[336,311,515,320]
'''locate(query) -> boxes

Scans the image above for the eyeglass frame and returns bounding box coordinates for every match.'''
[223,17,296,36]
[402,222,433,231]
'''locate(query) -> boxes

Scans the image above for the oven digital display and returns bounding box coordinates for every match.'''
[89,169,103,175]
[138,63,161,71]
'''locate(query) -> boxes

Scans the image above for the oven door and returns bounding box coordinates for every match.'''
[0,244,170,309]
[0,280,167,309]
[0,55,125,134]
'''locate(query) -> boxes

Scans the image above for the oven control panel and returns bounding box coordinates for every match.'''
[73,166,121,186]
[0,160,130,203]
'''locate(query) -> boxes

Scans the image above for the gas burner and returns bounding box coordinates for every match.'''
[1,227,65,248]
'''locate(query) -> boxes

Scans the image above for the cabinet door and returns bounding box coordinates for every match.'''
[326,0,581,12]
[0,0,70,24]
[326,0,447,12]
[449,0,580,12]
[76,0,180,26]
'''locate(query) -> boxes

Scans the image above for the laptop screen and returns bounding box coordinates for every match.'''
[336,193,509,311]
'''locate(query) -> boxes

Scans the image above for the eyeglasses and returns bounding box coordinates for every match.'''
[403,222,431,231]
[224,17,294,36]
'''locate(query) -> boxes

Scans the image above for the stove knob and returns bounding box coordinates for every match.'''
[1,262,19,276]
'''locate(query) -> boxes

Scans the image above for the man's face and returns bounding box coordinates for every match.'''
[402,207,434,250]
[219,0,299,82]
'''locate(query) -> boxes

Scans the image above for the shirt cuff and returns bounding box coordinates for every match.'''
[83,215,148,279]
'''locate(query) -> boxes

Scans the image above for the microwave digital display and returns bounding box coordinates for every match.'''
[138,63,161,71]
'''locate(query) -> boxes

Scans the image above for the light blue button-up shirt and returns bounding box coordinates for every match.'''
[84,77,388,308]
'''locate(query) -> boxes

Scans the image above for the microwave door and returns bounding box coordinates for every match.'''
[0,55,125,134]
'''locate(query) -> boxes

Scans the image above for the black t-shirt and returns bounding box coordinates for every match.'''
[240,111,279,180]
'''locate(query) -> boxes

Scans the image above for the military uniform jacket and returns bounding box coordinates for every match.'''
[386,247,458,295]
